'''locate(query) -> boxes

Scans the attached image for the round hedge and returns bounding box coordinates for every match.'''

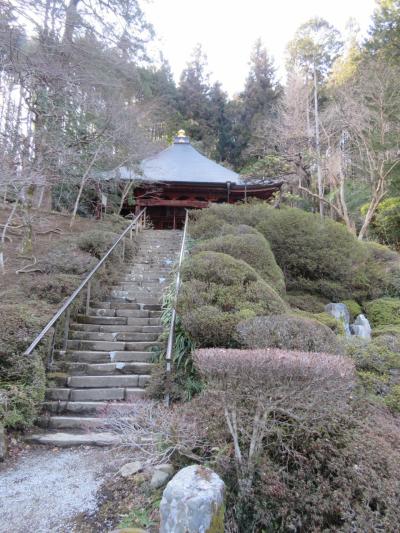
[364,298,400,327]
[178,251,288,346]
[193,233,285,294]
[235,314,344,354]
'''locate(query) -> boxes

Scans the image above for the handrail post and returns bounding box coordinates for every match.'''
[86,280,91,315]
[164,209,189,407]
[63,307,71,351]
[121,237,126,262]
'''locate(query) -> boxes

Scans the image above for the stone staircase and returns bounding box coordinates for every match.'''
[29,229,182,447]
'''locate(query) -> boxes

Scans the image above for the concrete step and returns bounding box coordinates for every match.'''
[68,374,151,388]
[66,362,154,375]
[58,351,154,363]
[27,431,119,447]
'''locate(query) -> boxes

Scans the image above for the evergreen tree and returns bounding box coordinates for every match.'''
[242,38,279,128]
[178,44,212,144]
[366,0,400,60]
[208,82,234,162]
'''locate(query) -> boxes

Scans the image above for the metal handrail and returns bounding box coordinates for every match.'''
[165,209,189,404]
[24,208,147,356]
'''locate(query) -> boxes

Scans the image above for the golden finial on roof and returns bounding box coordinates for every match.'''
[177,129,186,137]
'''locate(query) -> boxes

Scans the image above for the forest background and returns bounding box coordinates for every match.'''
[1,0,400,249]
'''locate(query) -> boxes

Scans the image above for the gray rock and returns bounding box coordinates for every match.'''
[119,461,143,478]
[0,424,7,461]
[351,314,372,340]
[325,303,351,336]
[150,463,175,489]
[160,465,225,533]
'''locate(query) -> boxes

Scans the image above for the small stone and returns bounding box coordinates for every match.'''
[119,461,143,478]
[0,424,7,461]
[150,463,175,489]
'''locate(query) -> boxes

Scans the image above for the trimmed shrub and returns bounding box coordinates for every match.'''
[374,333,400,354]
[364,297,400,327]
[342,299,362,320]
[21,273,80,304]
[256,208,363,286]
[190,204,400,300]
[373,324,400,337]
[385,385,400,412]
[235,314,343,354]
[345,337,399,374]
[40,239,96,274]
[181,306,241,347]
[192,348,400,531]
[77,229,136,262]
[193,233,285,294]
[178,252,287,346]
[293,309,345,335]
[284,291,328,313]
[0,303,50,429]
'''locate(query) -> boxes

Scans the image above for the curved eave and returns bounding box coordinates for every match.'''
[136,180,284,190]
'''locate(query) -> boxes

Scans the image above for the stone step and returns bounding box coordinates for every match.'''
[116,309,161,317]
[66,362,154,375]
[76,315,128,325]
[46,388,71,401]
[57,351,154,363]
[110,292,161,305]
[68,374,151,388]
[69,331,159,342]
[43,401,110,415]
[70,323,163,333]
[40,415,105,430]
[27,431,120,447]
[94,302,160,311]
[66,339,126,351]
[70,387,145,401]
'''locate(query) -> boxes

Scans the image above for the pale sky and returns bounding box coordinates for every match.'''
[143,0,377,95]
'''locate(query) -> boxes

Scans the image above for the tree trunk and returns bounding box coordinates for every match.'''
[313,64,324,217]
[70,145,101,227]
[0,200,19,274]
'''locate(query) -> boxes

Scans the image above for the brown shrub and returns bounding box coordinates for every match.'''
[235,314,343,354]
[193,348,400,531]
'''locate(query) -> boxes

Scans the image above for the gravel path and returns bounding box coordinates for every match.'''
[0,447,109,533]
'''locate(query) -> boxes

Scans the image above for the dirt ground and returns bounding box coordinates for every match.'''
[0,205,95,287]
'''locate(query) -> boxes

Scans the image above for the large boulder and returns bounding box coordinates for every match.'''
[160,465,225,533]
[325,303,351,336]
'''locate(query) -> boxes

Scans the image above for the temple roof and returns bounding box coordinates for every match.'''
[102,131,280,188]
[138,131,242,185]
